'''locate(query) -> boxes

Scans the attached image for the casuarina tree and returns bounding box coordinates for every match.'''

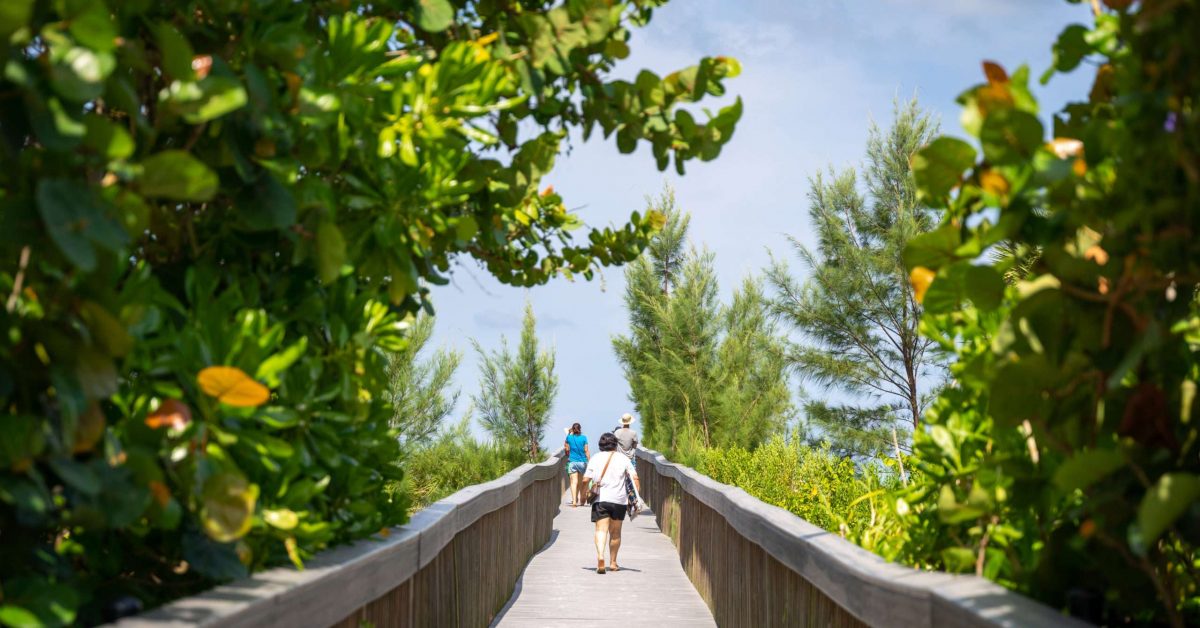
[473,302,559,461]
[614,189,792,455]
[766,99,941,459]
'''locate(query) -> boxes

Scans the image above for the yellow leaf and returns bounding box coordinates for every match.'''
[979,169,1010,197]
[263,508,299,531]
[911,266,936,304]
[197,366,270,407]
[200,472,258,543]
[476,32,499,46]
[285,536,304,571]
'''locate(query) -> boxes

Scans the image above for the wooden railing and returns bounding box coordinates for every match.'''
[636,448,1088,628]
[114,452,566,628]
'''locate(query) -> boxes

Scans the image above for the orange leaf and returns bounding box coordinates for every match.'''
[197,366,270,407]
[910,266,936,304]
[191,55,213,79]
[980,169,1010,197]
[1085,245,1110,266]
[982,60,1009,84]
[146,398,193,429]
[149,480,172,507]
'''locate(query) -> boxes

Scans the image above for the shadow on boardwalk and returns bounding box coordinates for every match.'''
[491,495,715,627]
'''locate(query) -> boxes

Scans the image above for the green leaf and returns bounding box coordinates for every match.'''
[256,337,308,388]
[940,547,976,573]
[964,265,1005,311]
[263,508,299,530]
[0,605,41,628]
[183,531,249,580]
[980,110,1044,165]
[200,471,259,543]
[912,137,976,202]
[37,179,127,271]
[1133,473,1200,552]
[67,3,118,52]
[1053,448,1125,492]
[47,458,101,495]
[49,47,115,102]
[153,23,195,80]
[237,174,296,231]
[414,0,454,32]
[80,300,133,357]
[0,0,34,42]
[82,115,133,159]
[316,221,346,284]
[179,76,248,124]
[903,223,961,270]
[139,150,218,201]
[1044,24,1090,82]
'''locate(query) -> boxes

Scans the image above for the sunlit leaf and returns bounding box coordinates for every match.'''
[197,366,270,407]
[200,472,259,543]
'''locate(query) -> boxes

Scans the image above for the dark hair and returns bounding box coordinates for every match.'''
[598,432,618,452]
[570,422,581,435]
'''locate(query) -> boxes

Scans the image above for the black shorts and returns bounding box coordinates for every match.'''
[591,501,628,522]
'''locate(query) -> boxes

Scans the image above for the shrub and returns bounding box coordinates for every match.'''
[694,438,909,561]
[0,1,741,624]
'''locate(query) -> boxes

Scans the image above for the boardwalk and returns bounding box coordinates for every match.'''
[492,494,715,627]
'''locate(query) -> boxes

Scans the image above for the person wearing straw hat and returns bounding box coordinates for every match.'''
[613,413,639,461]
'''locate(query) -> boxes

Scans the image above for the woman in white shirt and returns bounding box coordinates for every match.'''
[583,432,640,574]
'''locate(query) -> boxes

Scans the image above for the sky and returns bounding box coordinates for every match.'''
[427,0,1096,449]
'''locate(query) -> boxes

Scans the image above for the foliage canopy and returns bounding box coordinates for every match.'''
[903,1,1200,624]
[0,0,741,623]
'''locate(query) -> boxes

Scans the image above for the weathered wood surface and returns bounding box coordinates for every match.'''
[112,453,566,628]
[492,493,715,627]
[637,448,1089,628]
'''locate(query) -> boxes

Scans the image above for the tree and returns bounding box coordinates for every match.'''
[614,189,792,454]
[388,316,462,451]
[473,302,558,461]
[766,99,941,459]
[902,2,1200,624]
[0,1,742,622]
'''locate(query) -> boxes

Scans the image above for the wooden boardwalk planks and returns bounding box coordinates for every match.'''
[492,493,716,628]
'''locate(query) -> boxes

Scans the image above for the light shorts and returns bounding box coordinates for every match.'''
[567,461,587,474]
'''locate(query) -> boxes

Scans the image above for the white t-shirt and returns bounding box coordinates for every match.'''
[584,452,637,505]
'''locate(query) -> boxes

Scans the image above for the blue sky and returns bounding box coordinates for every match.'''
[428,0,1095,448]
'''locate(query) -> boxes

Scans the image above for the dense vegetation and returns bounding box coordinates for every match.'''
[900,1,1199,624]
[391,419,528,511]
[0,0,742,624]
[617,2,1199,625]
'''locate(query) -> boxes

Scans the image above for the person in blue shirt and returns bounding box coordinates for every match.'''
[563,422,589,507]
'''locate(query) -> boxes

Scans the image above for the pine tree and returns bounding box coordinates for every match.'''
[387,315,462,451]
[614,188,792,454]
[473,302,559,461]
[766,98,941,459]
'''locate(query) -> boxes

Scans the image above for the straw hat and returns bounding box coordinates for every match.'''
[620,413,634,426]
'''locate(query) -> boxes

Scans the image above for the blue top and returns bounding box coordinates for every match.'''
[565,433,588,462]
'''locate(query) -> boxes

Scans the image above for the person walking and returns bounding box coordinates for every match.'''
[563,423,589,507]
[613,413,639,461]
[584,432,639,574]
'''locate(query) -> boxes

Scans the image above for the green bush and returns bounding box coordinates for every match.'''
[393,421,529,511]
[0,1,741,624]
[902,1,1199,624]
[693,438,910,561]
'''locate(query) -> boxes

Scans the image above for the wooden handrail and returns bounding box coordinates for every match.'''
[636,448,1090,628]
[112,452,566,627]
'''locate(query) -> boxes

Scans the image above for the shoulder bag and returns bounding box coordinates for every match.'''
[587,453,615,505]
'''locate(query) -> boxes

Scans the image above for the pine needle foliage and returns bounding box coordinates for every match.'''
[766,98,942,458]
[472,302,559,461]
[614,189,793,455]
[387,315,463,451]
